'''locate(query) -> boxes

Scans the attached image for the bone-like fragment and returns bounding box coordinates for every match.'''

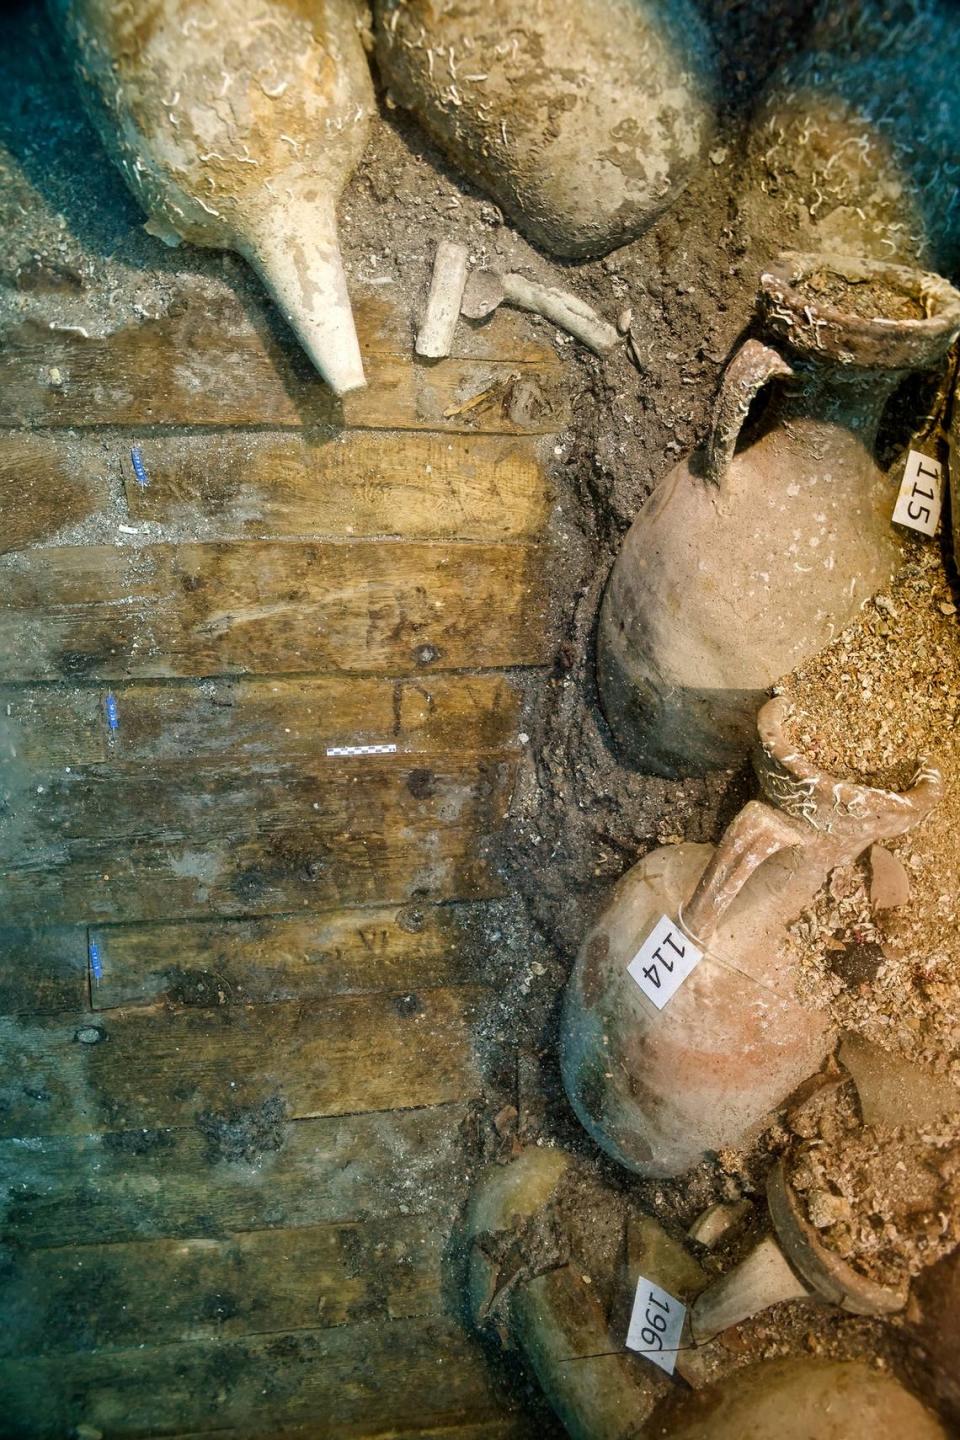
[688,1199,753,1249]
[461,269,618,356]
[461,270,507,322]
[416,240,469,359]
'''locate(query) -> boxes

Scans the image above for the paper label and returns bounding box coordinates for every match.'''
[626,1274,686,1374]
[627,914,703,1011]
[893,450,943,536]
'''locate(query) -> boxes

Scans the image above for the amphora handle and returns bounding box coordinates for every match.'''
[705,339,795,485]
[681,800,804,944]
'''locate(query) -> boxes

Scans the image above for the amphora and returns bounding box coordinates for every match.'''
[51,0,374,395]
[560,697,941,1178]
[599,252,960,776]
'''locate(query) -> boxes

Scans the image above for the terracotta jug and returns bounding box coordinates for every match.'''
[662,1358,946,1440]
[560,697,941,1179]
[51,0,374,395]
[373,0,716,259]
[743,0,960,272]
[598,252,960,777]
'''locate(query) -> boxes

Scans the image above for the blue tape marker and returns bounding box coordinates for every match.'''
[105,692,120,731]
[130,445,149,488]
[89,936,103,983]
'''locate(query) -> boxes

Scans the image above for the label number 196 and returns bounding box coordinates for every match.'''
[626,1274,685,1375]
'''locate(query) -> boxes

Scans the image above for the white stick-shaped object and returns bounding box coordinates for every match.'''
[416,241,469,358]
[462,269,619,356]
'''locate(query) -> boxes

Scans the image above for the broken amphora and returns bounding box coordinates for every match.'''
[50,0,374,395]
[560,696,942,1179]
[599,252,960,777]
[373,0,717,259]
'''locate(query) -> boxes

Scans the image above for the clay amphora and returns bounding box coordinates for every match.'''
[661,1358,946,1440]
[373,0,716,260]
[464,1150,660,1440]
[560,696,942,1179]
[51,0,374,395]
[743,0,960,272]
[599,252,960,777]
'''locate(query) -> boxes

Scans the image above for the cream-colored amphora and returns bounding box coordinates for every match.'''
[743,0,960,272]
[51,0,374,395]
[373,0,716,260]
[560,697,941,1178]
[599,253,960,777]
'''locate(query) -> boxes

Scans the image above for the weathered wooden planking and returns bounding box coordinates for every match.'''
[166,1423,537,1440]
[121,430,549,541]
[1,1218,445,1356]
[0,286,565,434]
[0,818,501,926]
[0,540,552,681]
[89,903,484,1010]
[4,752,514,850]
[0,986,487,1138]
[0,673,524,767]
[0,1316,521,1439]
[0,926,88,1015]
[0,752,513,924]
[0,1103,476,1249]
[0,433,109,554]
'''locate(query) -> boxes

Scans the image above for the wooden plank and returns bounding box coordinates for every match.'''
[0,1316,520,1439]
[0,752,513,924]
[0,673,524,767]
[3,752,515,849]
[0,1218,445,1357]
[167,1421,537,1440]
[89,903,483,1010]
[0,286,565,434]
[0,433,109,555]
[0,926,88,1015]
[120,430,549,541]
[0,540,552,681]
[0,1103,477,1250]
[0,815,502,926]
[0,986,487,1138]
